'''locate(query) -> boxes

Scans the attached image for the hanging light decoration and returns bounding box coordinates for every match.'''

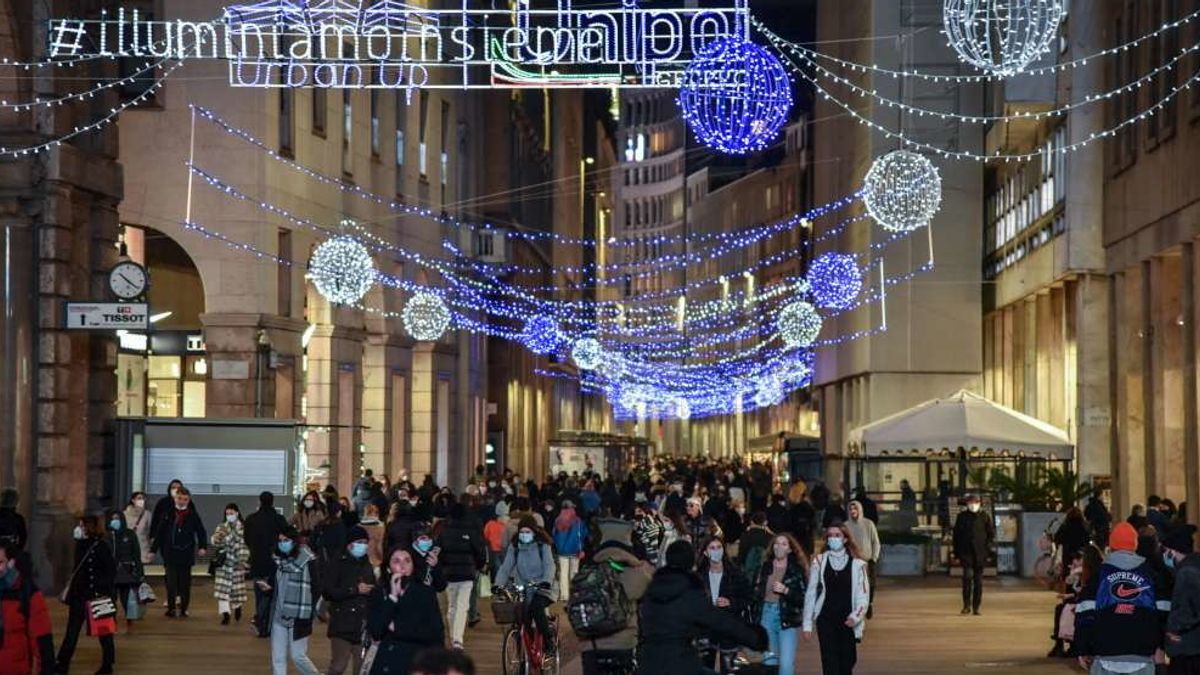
[402,291,451,342]
[675,398,692,420]
[942,0,1065,76]
[754,377,784,409]
[571,337,603,371]
[522,315,565,355]
[308,235,376,305]
[677,37,794,155]
[863,150,943,233]
[777,300,823,348]
[807,252,863,311]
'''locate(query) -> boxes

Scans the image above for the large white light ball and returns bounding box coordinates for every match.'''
[402,291,451,342]
[864,150,943,233]
[571,338,603,371]
[754,378,784,409]
[777,301,823,348]
[309,235,376,305]
[943,0,1065,76]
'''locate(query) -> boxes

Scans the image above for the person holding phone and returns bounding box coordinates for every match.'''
[265,527,319,675]
[410,531,448,592]
[366,546,445,675]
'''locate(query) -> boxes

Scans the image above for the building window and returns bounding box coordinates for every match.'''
[279,89,294,156]
[342,88,353,178]
[1110,1,1138,172]
[278,229,292,317]
[313,88,327,137]
[419,91,430,178]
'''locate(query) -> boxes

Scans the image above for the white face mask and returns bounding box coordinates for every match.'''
[133,498,145,509]
[225,514,238,524]
[303,499,315,509]
[73,526,85,540]
[773,544,790,559]
[968,503,981,513]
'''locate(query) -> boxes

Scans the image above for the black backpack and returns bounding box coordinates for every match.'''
[567,560,631,639]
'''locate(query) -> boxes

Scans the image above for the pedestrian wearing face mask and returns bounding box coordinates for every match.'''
[699,536,752,671]
[148,478,184,556]
[291,491,327,543]
[265,527,320,675]
[952,494,994,616]
[153,486,207,618]
[322,526,375,675]
[410,530,448,592]
[105,509,144,632]
[802,524,869,675]
[0,541,55,675]
[494,517,557,654]
[245,491,290,638]
[751,533,809,675]
[122,492,152,565]
[56,514,117,674]
[211,503,251,626]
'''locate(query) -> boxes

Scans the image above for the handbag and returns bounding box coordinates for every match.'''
[58,543,97,604]
[479,571,492,599]
[125,590,145,621]
[1057,603,1076,641]
[137,581,156,604]
[87,597,118,636]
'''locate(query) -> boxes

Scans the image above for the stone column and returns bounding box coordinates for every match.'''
[1035,292,1052,421]
[201,313,307,418]
[1183,244,1200,517]
[1074,275,1111,485]
[304,324,365,495]
[362,335,411,477]
[410,344,436,479]
[1141,259,1157,500]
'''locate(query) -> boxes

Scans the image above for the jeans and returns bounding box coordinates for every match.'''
[165,563,193,612]
[557,554,580,602]
[446,580,474,646]
[270,617,319,675]
[57,599,115,670]
[327,636,363,675]
[759,601,798,675]
[1090,661,1155,675]
[253,577,273,636]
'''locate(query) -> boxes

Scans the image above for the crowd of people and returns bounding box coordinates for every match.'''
[0,456,1198,675]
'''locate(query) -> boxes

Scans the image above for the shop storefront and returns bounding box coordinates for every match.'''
[117,330,208,418]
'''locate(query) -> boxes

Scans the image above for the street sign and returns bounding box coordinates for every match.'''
[65,302,149,330]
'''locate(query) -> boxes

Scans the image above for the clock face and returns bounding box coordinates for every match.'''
[109,262,148,300]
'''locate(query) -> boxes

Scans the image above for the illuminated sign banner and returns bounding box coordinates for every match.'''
[48,0,749,90]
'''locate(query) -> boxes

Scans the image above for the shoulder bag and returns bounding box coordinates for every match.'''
[58,542,97,604]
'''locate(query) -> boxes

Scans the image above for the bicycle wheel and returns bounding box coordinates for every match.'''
[541,625,560,674]
[503,626,526,675]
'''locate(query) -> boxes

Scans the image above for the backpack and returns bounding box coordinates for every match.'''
[567,560,631,639]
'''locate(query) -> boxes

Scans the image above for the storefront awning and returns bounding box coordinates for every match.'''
[846,390,1073,460]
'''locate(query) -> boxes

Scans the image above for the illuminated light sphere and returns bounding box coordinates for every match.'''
[309,235,375,305]
[402,291,451,342]
[522,315,565,355]
[777,300,823,348]
[754,378,784,409]
[863,150,943,233]
[677,37,794,155]
[943,0,1065,76]
[571,338,603,371]
[807,252,863,311]
[676,398,691,420]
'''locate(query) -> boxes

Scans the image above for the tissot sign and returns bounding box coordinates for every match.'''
[49,0,748,90]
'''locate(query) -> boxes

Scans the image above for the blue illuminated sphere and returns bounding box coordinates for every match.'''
[522,315,565,355]
[807,252,863,311]
[678,38,794,155]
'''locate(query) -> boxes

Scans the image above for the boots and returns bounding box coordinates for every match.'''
[221,612,231,625]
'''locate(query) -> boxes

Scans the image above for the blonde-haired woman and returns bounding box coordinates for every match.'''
[803,523,869,675]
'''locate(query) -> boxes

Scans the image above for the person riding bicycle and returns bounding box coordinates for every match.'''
[638,540,768,675]
[495,516,558,655]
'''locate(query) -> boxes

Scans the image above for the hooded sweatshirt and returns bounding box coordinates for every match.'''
[1075,549,1170,665]
[844,501,881,563]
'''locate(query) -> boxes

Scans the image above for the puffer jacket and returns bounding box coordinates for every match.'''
[435,518,486,583]
[1168,553,1200,659]
[580,543,652,653]
[108,513,144,586]
[752,555,807,629]
[637,567,766,675]
[323,551,376,644]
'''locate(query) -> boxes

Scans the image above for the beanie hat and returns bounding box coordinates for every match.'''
[0,488,17,509]
[495,500,510,519]
[346,525,368,542]
[665,540,696,571]
[517,515,538,532]
[1110,522,1138,552]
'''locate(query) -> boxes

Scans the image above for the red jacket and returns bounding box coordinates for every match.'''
[0,574,54,675]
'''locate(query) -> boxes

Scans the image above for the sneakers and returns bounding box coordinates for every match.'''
[960,607,970,615]
[165,609,176,618]
[452,641,464,651]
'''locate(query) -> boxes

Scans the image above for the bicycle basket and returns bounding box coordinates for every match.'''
[491,599,519,625]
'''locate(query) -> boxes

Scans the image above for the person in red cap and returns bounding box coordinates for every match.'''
[1074,521,1171,675]
[952,494,994,615]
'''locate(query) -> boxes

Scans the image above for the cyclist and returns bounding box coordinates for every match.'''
[495,515,558,654]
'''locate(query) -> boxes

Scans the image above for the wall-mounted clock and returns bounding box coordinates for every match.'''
[108,261,148,300]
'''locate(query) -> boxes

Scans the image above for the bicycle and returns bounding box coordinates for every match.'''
[494,583,561,675]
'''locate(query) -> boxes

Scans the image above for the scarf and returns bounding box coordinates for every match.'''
[827,549,850,571]
[274,546,314,623]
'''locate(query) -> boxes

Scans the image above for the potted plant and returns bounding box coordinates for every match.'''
[986,467,1089,578]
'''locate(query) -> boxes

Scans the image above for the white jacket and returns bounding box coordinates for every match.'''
[802,552,870,640]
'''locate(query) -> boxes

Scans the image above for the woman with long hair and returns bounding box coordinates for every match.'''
[211,502,251,625]
[803,524,869,675]
[753,533,810,675]
[366,546,445,674]
[56,514,117,674]
[122,491,152,564]
[552,501,587,601]
[658,508,690,568]
[1048,543,1103,658]
[699,535,752,671]
[290,490,327,543]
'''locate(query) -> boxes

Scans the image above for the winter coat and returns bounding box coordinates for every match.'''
[703,561,752,620]
[1168,553,1200,659]
[322,551,375,643]
[1053,518,1090,566]
[122,505,152,564]
[107,522,144,587]
[552,518,588,557]
[952,510,995,564]
[154,507,207,567]
[845,509,881,563]
[802,552,869,640]
[632,514,664,562]
[0,572,54,675]
[290,506,325,539]
[0,508,26,552]
[65,538,116,603]
[636,567,767,675]
[1074,549,1170,660]
[752,556,808,629]
[435,518,486,583]
[211,521,251,605]
[243,506,289,579]
[272,546,317,640]
[366,582,445,675]
[495,540,556,600]
[580,543,653,653]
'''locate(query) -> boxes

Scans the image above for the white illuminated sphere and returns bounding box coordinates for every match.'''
[309,235,376,305]
[777,300,823,348]
[864,150,943,232]
[402,292,451,342]
[943,0,1065,76]
[754,378,784,409]
[571,338,603,371]
[676,398,691,420]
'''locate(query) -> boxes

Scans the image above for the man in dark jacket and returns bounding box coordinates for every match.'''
[1075,522,1170,675]
[736,513,773,580]
[637,540,767,675]
[323,526,375,675]
[1084,488,1112,548]
[244,490,289,637]
[952,493,994,616]
[1167,544,1200,672]
[387,501,426,552]
[436,502,485,649]
[153,486,207,617]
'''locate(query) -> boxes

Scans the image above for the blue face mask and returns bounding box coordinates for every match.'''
[278,539,294,555]
[1165,554,1177,570]
[827,537,845,552]
[518,531,535,545]
[109,519,122,531]
[415,538,433,553]
[349,542,369,559]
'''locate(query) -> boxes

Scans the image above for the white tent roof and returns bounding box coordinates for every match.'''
[846,390,1073,460]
